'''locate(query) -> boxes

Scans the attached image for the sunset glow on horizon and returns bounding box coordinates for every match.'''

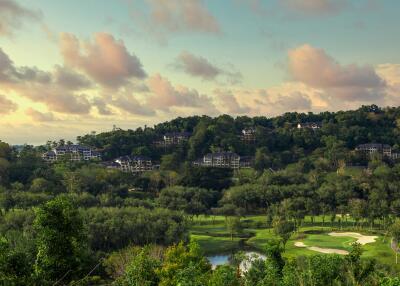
[1,0,400,144]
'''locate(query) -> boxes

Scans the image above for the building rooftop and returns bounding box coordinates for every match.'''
[204,152,240,159]
[356,143,391,149]
[164,132,191,137]
[55,144,92,152]
[115,155,151,162]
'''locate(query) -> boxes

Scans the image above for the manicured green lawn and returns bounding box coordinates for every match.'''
[302,233,355,250]
[191,234,241,255]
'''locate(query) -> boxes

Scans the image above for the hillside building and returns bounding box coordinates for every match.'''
[42,145,101,162]
[193,152,244,169]
[297,122,322,130]
[113,155,153,173]
[240,128,256,143]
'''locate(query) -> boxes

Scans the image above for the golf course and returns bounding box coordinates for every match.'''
[190,215,398,270]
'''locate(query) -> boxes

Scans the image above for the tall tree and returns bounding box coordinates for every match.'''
[390,220,400,264]
[34,196,87,283]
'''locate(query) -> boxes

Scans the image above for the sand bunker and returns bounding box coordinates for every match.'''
[328,232,377,245]
[294,241,348,255]
[294,232,377,255]
[307,246,348,255]
[294,241,307,248]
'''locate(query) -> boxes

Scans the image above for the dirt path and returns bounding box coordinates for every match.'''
[328,232,377,245]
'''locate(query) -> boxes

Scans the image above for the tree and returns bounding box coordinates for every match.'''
[0,158,10,186]
[273,218,295,248]
[349,199,367,229]
[254,147,270,172]
[160,152,181,171]
[34,196,88,283]
[390,220,400,264]
[122,246,161,286]
[157,186,218,217]
[255,239,286,284]
[179,166,233,191]
[29,177,55,194]
[209,265,240,286]
[157,241,211,286]
[0,236,33,285]
[344,243,377,285]
[226,217,242,241]
[0,141,11,186]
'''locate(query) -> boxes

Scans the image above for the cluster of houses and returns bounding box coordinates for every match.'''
[42,145,101,162]
[355,143,400,160]
[240,128,256,143]
[153,129,259,147]
[103,151,253,173]
[193,152,253,169]
[153,132,191,147]
[42,127,400,175]
[297,122,322,130]
[103,155,155,173]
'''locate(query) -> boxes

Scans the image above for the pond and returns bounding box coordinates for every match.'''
[207,251,266,272]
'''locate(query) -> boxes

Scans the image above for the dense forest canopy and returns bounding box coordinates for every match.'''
[75,104,400,166]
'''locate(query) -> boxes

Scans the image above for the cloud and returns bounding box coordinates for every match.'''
[145,0,220,34]
[111,94,155,116]
[287,44,386,101]
[0,48,51,84]
[21,86,91,114]
[214,89,250,114]
[25,108,56,122]
[146,73,216,112]
[174,51,242,84]
[281,0,348,15]
[128,0,220,43]
[271,92,313,111]
[59,32,146,88]
[376,64,400,106]
[0,94,17,114]
[0,48,92,114]
[215,87,314,116]
[0,48,16,82]
[175,51,220,80]
[92,97,113,115]
[0,0,41,37]
[54,65,92,90]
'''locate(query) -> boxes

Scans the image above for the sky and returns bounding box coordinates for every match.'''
[0,0,400,145]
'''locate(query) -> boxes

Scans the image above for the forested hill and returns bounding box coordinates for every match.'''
[77,104,400,168]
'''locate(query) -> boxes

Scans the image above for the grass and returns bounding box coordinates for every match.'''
[191,234,242,255]
[302,233,355,250]
[189,215,399,270]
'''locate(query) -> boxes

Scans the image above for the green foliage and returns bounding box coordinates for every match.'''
[208,265,241,286]
[273,218,296,247]
[226,217,242,241]
[381,277,400,286]
[157,186,219,216]
[122,246,161,286]
[86,207,187,251]
[160,152,182,171]
[179,166,233,191]
[157,241,211,286]
[254,147,271,172]
[0,236,33,285]
[34,196,88,283]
